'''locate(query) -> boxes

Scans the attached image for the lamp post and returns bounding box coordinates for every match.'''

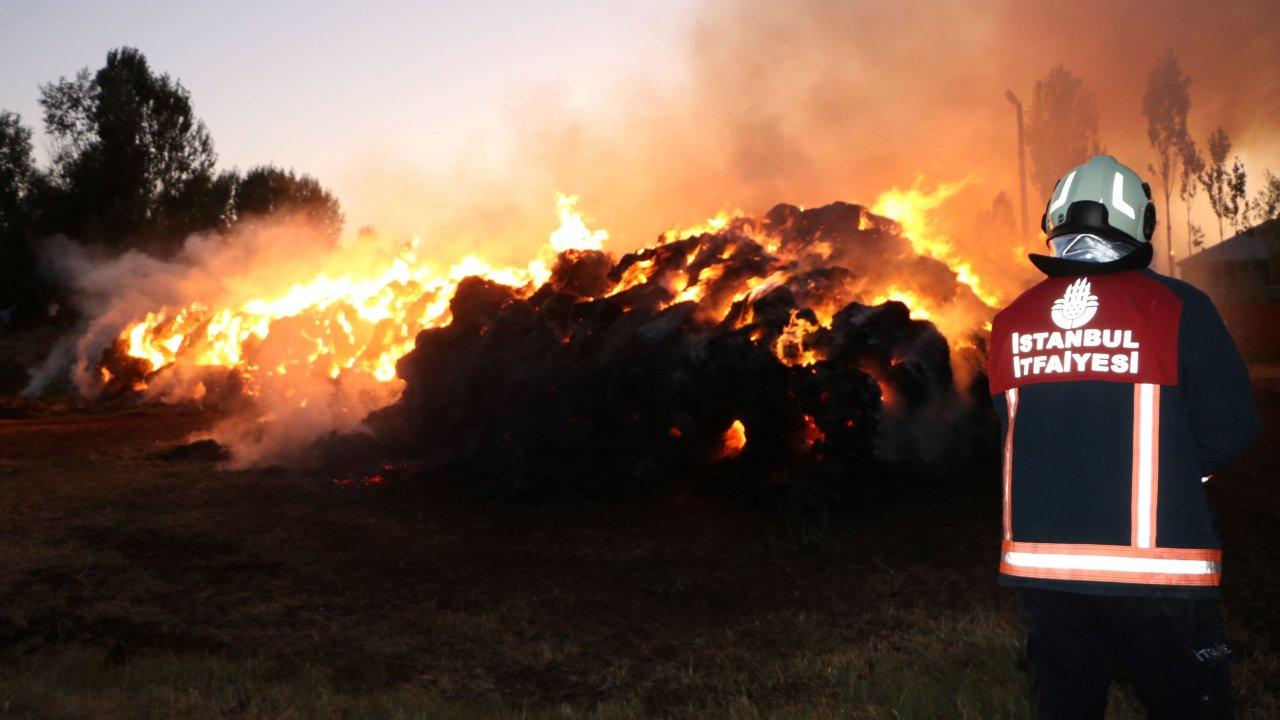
[1006,90,1029,238]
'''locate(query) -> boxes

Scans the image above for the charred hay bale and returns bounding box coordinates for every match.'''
[548,249,613,298]
[379,284,989,505]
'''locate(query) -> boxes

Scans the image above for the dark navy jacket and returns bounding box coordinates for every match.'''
[988,267,1259,598]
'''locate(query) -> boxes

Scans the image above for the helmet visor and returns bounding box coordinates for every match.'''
[1049,233,1134,263]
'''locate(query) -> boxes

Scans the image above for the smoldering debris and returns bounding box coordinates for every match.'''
[151,438,232,462]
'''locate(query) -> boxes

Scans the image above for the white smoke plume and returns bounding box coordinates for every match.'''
[26,218,426,468]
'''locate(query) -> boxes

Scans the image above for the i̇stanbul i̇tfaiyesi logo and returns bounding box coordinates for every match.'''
[1050,277,1100,330]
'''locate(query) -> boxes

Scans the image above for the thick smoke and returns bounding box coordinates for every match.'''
[26,218,409,468]
[344,0,1279,289]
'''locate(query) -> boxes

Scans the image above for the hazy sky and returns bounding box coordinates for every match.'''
[0,0,690,154]
[0,0,689,225]
[2,0,1278,280]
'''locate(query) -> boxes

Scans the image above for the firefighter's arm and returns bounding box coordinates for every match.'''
[1180,290,1261,476]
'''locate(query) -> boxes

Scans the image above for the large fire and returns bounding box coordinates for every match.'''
[80,182,997,467]
[869,179,1001,309]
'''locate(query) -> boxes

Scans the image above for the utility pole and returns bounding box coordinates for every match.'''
[1006,90,1029,238]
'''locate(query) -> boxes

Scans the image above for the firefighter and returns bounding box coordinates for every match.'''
[987,155,1260,719]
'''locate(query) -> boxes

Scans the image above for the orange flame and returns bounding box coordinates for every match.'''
[114,196,607,399]
[96,181,997,464]
[659,208,740,244]
[866,286,933,321]
[717,419,748,459]
[871,178,1001,308]
[113,186,995,391]
[774,310,822,366]
[548,192,608,253]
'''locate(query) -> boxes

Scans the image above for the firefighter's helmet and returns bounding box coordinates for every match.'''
[1041,155,1156,247]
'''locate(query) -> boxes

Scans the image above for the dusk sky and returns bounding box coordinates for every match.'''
[0,0,701,260]
[1,0,690,246]
[2,0,1277,270]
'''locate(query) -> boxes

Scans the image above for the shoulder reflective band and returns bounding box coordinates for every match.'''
[1002,388,1019,541]
[1132,383,1160,548]
[1000,540,1220,586]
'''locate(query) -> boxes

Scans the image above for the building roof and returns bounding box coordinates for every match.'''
[1179,219,1280,267]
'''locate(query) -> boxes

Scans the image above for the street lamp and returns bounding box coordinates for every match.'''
[1006,90,1029,238]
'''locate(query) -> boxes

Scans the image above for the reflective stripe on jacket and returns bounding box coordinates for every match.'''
[987,268,1259,597]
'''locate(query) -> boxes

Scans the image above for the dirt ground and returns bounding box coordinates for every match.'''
[0,375,1276,719]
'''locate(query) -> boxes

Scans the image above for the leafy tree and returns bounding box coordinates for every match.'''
[0,111,40,313]
[1199,128,1234,242]
[167,168,239,239]
[1142,52,1193,273]
[0,48,349,331]
[39,70,95,172]
[1189,223,1206,251]
[38,47,225,252]
[0,111,35,238]
[1178,137,1204,256]
[1026,65,1102,199]
[233,165,344,242]
[1246,169,1280,226]
[1225,158,1247,235]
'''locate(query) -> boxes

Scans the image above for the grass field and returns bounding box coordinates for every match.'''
[0,377,1277,719]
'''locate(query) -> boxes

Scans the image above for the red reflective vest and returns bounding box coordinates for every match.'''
[987,268,1258,597]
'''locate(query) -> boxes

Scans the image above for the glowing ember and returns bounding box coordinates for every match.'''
[717,419,748,459]
[331,461,414,487]
[774,310,822,366]
[800,414,825,448]
[331,471,386,488]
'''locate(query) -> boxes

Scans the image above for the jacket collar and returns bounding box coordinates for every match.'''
[1028,242,1154,277]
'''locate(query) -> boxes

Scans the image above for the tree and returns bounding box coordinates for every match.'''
[1178,137,1204,256]
[1188,223,1206,251]
[1025,65,1102,199]
[38,47,224,252]
[0,111,40,313]
[0,111,35,239]
[1246,169,1280,226]
[1200,128,1233,242]
[233,165,344,242]
[1225,158,1247,234]
[165,167,238,239]
[1142,52,1193,274]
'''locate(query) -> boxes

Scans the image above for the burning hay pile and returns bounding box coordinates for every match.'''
[42,193,1001,506]
[354,201,997,504]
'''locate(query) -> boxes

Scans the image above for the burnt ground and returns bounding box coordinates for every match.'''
[0,376,1277,719]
